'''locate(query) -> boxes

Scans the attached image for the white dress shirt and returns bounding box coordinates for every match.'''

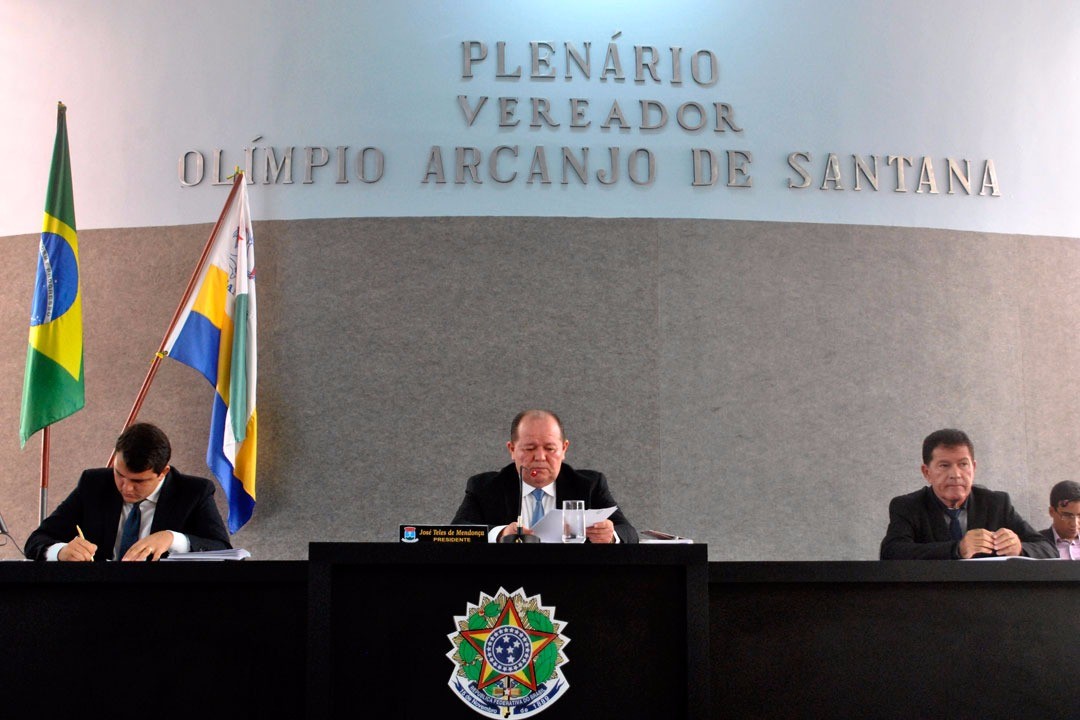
[46,476,191,560]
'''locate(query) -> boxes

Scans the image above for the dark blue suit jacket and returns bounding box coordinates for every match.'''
[25,466,231,561]
[451,462,638,543]
[880,485,1056,559]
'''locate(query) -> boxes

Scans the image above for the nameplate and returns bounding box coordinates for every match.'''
[399,524,487,544]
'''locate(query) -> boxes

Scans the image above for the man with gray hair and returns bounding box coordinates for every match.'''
[1040,480,1080,560]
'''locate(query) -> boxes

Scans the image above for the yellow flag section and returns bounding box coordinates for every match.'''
[20,103,85,446]
[162,181,257,532]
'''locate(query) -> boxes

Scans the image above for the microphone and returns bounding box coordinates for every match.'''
[0,508,27,559]
[516,465,526,527]
[501,466,541,543]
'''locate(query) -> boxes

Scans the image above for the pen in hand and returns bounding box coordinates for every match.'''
[60,524,96,562]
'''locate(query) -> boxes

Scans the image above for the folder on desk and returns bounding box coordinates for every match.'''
[641,529,694,544]
[160,548,252,561]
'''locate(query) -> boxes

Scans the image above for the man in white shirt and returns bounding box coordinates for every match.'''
[24,423,231,561]
[451,409,638,544]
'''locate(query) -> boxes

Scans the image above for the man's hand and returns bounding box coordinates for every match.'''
[958,528,1022,558]
[991,528,1022,556]
[58,536,97,562]
[498,522,534,540]
[121,530,174,561]
[586,519,616,544]
[958,529,996,558]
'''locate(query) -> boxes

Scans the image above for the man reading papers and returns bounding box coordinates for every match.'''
[451,409,638,543]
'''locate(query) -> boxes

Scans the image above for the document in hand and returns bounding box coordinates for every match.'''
[531,506,618,543]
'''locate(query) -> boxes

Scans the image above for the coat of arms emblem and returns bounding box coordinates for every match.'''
[447,587,570,717]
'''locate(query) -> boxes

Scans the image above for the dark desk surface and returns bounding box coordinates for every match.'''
[0,557,307,582]
[308,542,710,719]
[710,557,1080,582]
[3,556,1076,719]
[709,559,1080,720]
[0,561,308,718]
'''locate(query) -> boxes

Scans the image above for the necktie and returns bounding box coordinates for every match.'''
[529,488,546,529]
[944,507,963,542]
[118,500,144,559]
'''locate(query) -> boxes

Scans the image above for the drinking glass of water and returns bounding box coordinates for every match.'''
[562,500,586,543]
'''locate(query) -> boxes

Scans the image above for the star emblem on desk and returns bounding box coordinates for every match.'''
[460,594,558,691]
[447,587,571,716]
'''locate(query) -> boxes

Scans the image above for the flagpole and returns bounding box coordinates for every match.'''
[39,426,50,524]
[26,101,83,520]
[109,172,246,465]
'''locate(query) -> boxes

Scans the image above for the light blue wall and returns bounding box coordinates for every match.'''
[1,2,1077,561]
[2,1,1077,237]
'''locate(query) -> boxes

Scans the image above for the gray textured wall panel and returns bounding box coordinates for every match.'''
[0,218,1073,561]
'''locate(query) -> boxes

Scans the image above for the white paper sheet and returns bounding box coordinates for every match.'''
[530,506,617,543]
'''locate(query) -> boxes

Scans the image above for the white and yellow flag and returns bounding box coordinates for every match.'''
[162,178,257,532]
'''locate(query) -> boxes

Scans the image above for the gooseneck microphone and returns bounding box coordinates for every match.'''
[501,466,541,543]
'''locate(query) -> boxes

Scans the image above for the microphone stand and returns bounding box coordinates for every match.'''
[501,466,540,543]
[0,507,26,558]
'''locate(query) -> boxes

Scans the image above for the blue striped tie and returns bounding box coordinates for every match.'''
[529,488,546,529]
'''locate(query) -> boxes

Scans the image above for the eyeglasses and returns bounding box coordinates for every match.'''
[1053,508,1080,522]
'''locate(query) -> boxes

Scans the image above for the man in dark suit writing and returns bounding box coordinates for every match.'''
[880,428,1055,559]
[25,422,231,561]
[451,409,637,543]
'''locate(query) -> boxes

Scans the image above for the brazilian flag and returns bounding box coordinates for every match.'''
[20,103,84,446]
